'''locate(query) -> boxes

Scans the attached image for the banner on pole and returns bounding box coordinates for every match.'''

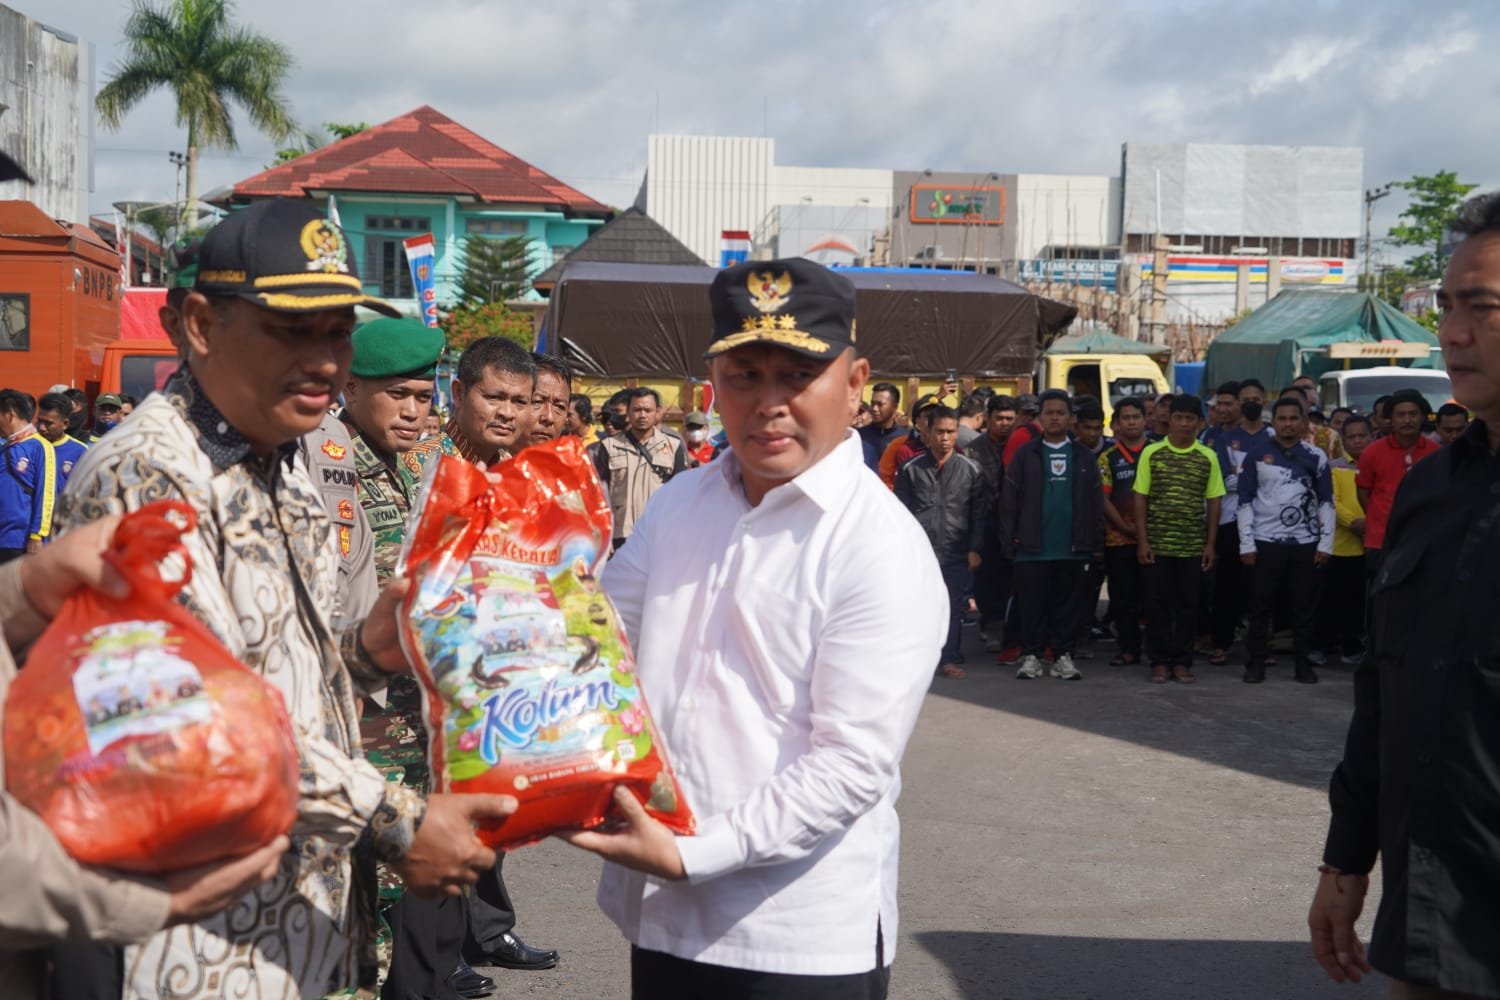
[114,211,130,290]
[403,234,439,327]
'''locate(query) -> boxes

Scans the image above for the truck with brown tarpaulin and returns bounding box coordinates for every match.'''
[534,262,1080,419]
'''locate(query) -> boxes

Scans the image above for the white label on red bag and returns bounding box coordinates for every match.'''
[71,620,212,756]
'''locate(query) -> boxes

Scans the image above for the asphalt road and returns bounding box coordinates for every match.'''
[482,624,1386,1000]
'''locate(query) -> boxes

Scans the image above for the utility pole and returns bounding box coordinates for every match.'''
[1147,234,1168,344]
[1363,184,1391,291]
[169,151,188,243]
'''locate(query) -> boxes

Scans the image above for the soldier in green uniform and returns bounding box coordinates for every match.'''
[341,318,489,1000]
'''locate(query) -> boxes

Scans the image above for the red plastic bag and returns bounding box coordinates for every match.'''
[398,437,693,849]
[3,501,300,872]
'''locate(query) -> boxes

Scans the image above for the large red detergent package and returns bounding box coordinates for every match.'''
[3,501,300,872]
[398,437,694,849]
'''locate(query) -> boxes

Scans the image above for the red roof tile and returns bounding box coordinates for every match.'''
[227,106,609,216]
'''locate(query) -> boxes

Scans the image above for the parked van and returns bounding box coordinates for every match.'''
[1316,341,1451,414]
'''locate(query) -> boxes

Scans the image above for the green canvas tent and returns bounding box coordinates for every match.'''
[1202,290,1439,393]
[1046,327,1172,362]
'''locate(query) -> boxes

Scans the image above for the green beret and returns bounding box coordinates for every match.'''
[350,317,445,379]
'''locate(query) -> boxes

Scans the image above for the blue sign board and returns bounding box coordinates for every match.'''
[1018,259,1119,291]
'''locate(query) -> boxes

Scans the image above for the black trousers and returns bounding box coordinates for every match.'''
[48,942,121,998]
[631,925,888,1000]
[938,561,969,663]
[972,544,1010,632]
[1013,558,1088,658]
[1144,556,1204,667]
[463,853,516,960]
[1209,522,1243,650]
[1316,553,1367,657]
[384,893,466,1000]
[1245,542,1321,664]
[1103,546,1143,657]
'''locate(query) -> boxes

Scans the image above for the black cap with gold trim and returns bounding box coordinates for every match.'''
[706,257,856,361]
[195,198,399,317]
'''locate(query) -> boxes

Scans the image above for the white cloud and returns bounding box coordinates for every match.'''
[28,0,1500,233]
[1248,36,1360,98]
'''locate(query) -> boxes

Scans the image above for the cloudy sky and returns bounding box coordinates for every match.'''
[39,0,1500,255]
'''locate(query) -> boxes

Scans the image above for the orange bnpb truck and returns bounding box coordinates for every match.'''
[0,200,177,404]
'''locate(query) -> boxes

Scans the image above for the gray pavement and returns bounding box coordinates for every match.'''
[483,623,1386,1000]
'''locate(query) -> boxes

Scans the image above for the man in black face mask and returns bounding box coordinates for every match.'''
[1238,379,1270,438]
[600,391,630,438]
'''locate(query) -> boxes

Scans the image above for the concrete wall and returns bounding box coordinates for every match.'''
[0,6,91,223]
[1121,142,1362,240]
[1013,174,1121,260]
[766,203,891,265]
[645,134,775,265]
[890,169,1014,270]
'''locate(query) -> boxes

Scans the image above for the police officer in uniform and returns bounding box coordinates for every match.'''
[299,410,377,631]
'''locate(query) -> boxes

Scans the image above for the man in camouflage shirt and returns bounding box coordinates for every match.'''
[341,318,475,1000]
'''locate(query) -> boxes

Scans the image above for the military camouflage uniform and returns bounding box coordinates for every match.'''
[345,423,459,910]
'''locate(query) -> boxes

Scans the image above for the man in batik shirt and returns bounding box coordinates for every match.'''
[55,200,514,999]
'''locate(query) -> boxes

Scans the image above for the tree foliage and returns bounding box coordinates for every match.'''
[1388,171,1478,280]
[441,303,535,354]
[273,121,370,165]
[456,235,534,307]
[96,0,297,224]
[134,205,177,248]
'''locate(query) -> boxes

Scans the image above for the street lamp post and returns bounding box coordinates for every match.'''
[1363,184,1392,291]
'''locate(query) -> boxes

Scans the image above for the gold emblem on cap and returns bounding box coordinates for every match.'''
[300,218,351,275]
[747,269,792,313]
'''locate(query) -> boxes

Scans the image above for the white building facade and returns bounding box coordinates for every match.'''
[637,135,1364,323]
[0,4,93,223]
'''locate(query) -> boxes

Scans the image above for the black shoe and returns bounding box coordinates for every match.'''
[446,962,495,999]
[472,931,559,971]
[452,958,494,990]
[1295,663,1319,684]
[1243,664,1265,684]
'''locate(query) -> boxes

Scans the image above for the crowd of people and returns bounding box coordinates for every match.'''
[1,189,1498,1000]
[869,368,1463,685]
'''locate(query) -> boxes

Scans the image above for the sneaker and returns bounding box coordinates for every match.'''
[997,645,1022,665]
[1050,654,1082,680]
[1306,650,1327,666]
[1016,655,1044,680]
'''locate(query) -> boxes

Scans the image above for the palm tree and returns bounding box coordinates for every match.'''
[96,0,297,226]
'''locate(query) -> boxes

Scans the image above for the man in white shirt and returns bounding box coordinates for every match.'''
[563,258,948,999]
